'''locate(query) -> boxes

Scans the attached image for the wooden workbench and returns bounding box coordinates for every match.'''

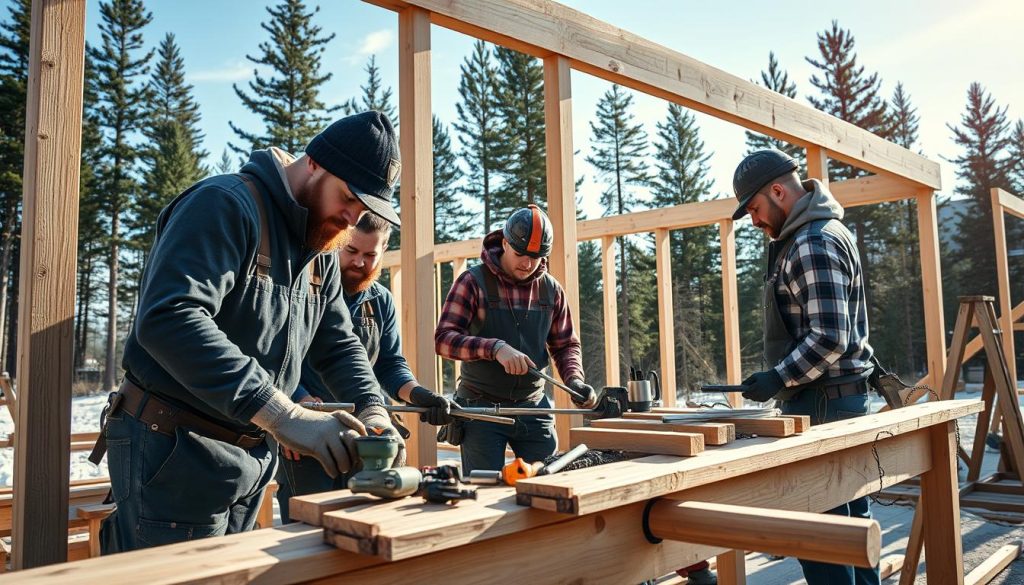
[6,400,981,584]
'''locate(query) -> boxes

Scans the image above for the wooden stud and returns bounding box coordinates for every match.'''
[288,491,378,526]
[647,500,881,568]
[544,54,582,441]
[398,6,437,467]
[965,542,1022,585]
[579,199,734,240]
[805,146,829,186]
[365,0,941,189]
[590,418,734,445]
[13,0,87,569]
[601,236,620,386]
[991,188,1017,387]
[719,220,741,407]
[917,189,947,393]
[655,228,676,406]
[830,174,917,208]
[976,302,1024,475]
[899,500,924,585]
[451,257,467,385]
[716,550,747,585]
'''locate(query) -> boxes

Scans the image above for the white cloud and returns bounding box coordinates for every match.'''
[344,29,395,64]
[187,61,253,83]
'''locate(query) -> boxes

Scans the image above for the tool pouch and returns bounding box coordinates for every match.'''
[437,418,465,446]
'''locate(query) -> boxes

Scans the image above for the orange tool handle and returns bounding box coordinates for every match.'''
[501,458,543,486]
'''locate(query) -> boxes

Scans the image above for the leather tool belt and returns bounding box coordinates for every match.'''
[89,379,265,465]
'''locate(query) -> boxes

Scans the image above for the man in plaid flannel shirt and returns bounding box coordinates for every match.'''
[733,149,878,585]
[435,204,598,473]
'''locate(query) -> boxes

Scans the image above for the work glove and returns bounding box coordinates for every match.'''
[407,385,461,426]
[568,378,598,409]
[357,404,407,467]
[741,369,786,403]
[494,341,536,375]
[251,390,365,478]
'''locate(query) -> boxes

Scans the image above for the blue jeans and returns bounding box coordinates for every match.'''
[456,394,557,473]
[779,389,880,585]
[275,452,347,523]
[100,407,275,553]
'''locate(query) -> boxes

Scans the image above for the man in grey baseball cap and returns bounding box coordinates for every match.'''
[733,148,878,585]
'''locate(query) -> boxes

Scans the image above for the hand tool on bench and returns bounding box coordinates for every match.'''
[469,443,590,486]
[699,384,747,393]
[347,433,477,503]
[528,366,586,402]
[305,401,515,425]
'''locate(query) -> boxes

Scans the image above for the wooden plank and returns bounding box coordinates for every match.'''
[919,422,964,585]
[321,486,563,561]
[968,371,998,482]
[288,491,378,526]
[569,427,703,456]
[959,492,1024,514]
[544,54,582,442]
[648,500,880,568]
[719,221,741,408]
[364,0,941,189]
[601,236,619,386]
[0,373,15,427]
[991,188,1017,387]
[578,199,735,240]
[917,189,947,393]
[717,417,795,438]
[995,187,1024,220]
[398,6,436,468]
[965,542,1022,585]
[431,238,479,263]
[516,401,981,516]
[716,550,746,585]
[977,302,1024,477]
[777,415,810,433]
[14,0,87,569]
[879,555,905,581]
[830,173,918,208]
[590,418,734,445]
[655,228,677,406]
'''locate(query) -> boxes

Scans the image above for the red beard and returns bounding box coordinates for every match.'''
[342,261,383,294]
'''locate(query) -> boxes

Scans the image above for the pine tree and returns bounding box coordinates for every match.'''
[586,84,649,368]
[493,47,546,210]
[0,0,29,373]
[454,40,504,234]
[946,83,1013,321]
[1009,119,1024,192]
[649,104,720,395]
[432,116,470,243]
[135,33,207,255]
[213,148,236,175]
[806,20,890,316]
[230,0,336,155]
[87,0,153,391]
[745,52,805,167]
[342,55,396,121]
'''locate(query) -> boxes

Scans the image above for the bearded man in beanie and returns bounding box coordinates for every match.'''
[434,204,598,473]
[734,149,878,585]
[95,111,405,553]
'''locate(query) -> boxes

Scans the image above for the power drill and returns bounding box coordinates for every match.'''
[418,465,477,505]
[347,432,422,499]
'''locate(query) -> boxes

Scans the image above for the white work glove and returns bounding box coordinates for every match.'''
[494,341,536,375]
[357,404,407,468]
[251,390,365,478]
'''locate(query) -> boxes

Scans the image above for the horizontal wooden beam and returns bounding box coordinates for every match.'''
[577,199,735,240]
[590,418,734,445]
[994,188,1024,221]
[647,500,880,568]
[569,427,704,456]
[830,174,920,208]
[363,0,941,189]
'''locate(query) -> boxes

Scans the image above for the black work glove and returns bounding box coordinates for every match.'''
[741,369,785,403]
[407,385,459,426]
[568,378,598,409]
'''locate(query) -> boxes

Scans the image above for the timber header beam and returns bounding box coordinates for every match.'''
[364,0,941,189]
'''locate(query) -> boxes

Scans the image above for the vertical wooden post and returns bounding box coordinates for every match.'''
[917,189,947,393]
[805,146,829,186]
[14,0,86,569]
[544,54,581,439]
[601,236,620,387]
[990,189,1016,387]
[390,265,402,339]
[655,229,676,406]
[720,220,741,407]
[398,6,436,467]
[434,264,443,393]
[716,550,747,585]
[919,421,965,584]
[451,257,467,387]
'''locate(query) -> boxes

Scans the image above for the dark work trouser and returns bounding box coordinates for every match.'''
[100,408,275,554]
[275,453,348,523]
[456,394,557,474]
[778,390,880,585]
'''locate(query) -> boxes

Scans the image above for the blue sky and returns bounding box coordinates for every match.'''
[81,0,1024,219]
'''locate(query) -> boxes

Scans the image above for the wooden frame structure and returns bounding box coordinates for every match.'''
[15,0,955,570]
[991,188,1023,388]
